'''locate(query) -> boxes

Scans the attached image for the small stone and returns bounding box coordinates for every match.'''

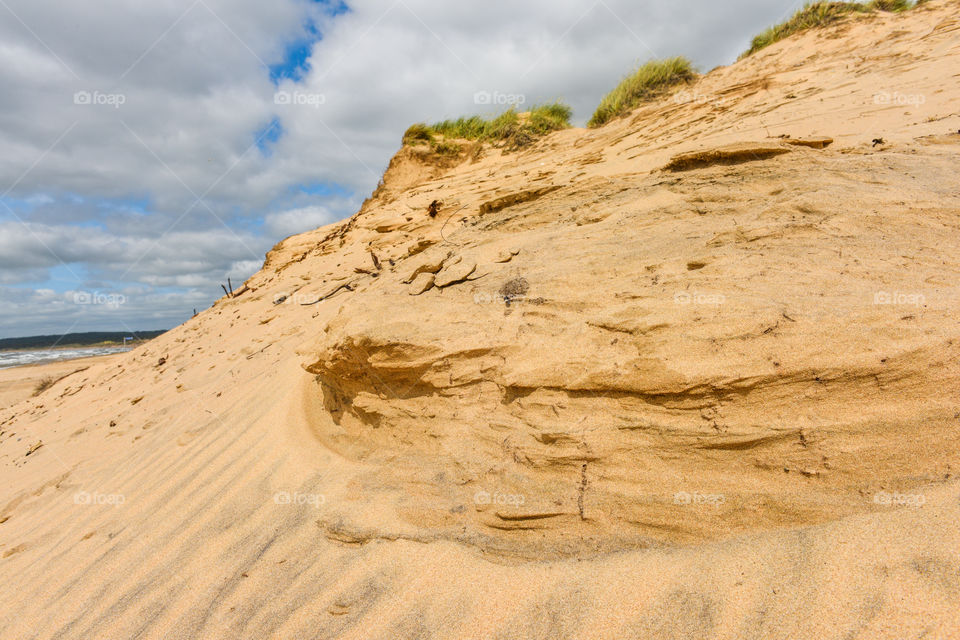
[409,273,435,295]
[435,259,476,287]
[494,248,521,263]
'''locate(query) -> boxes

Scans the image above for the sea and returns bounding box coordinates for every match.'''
[0,346,131,370]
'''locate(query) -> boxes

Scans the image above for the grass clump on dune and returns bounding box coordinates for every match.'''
[742,1,916,58]
[587,57,696,128]
[868,0,913,10]
[526,102,574,134]
[33,376,55,396]
[401,123,434,144]
[403,101,572,152]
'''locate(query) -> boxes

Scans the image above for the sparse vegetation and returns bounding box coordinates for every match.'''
[868,0,912,11]
[587,57,696,128]
[402,101,572,152]
[432,140,462,156]
[743,2,867,58]
[742,1,918,59]
[526,102,574,135]
[33,376,55,396]
[401,123,434,144]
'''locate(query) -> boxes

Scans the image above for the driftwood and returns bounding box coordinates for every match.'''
[300,283,354,305]
[245,343,273,360]
[219,280,249,299]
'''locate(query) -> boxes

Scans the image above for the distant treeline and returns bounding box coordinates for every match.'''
[0,330,167,350]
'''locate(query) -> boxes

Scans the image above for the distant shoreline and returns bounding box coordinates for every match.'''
[0,344,144,371]
[0,330,166,352]
[0,339,152,354]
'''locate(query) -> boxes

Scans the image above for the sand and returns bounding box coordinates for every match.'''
[1,2,959,637]
[0,354,121,410]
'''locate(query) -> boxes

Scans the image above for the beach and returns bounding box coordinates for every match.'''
[0,353,123,409]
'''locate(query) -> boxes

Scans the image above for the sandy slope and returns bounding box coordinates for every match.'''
[2,3,960,638]
[0,355,120,410]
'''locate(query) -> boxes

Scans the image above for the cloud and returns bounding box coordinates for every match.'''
[0,284,210,336]
[265,205,338,238]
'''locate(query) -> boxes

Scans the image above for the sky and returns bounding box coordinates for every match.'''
[0,0,806,339]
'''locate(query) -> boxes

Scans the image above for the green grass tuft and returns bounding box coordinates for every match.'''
[868,0,912,11]
[430,115,491,141]
[527,102,574,134]
[587,57,696,128]
[403,101,572,152]
[402,123,435,145]
[742,1,918,59]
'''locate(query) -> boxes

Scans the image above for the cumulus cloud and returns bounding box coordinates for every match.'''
[265,205,339,238]
[0,0,794,337]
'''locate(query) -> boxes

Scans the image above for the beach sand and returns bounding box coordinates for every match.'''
[0,354,122,410]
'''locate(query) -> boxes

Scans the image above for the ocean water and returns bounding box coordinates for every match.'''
[0,346,131,370]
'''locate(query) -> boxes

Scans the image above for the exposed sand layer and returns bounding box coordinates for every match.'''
[2,3,959,638]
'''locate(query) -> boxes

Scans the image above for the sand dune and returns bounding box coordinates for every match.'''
[2,2,960,637]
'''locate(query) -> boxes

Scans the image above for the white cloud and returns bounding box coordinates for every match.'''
[265,205,338,238]
[226,259,265,283]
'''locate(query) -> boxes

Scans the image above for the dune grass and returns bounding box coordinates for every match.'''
[33,376,55,396]
[869,0,913,10]
[403,102,572,152]
[525,102,574,135]
[742,1,917,58]
[587,57,696,128]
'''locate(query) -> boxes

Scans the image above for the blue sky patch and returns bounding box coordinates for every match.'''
[255,117,284,156]
[269,0,350,83]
